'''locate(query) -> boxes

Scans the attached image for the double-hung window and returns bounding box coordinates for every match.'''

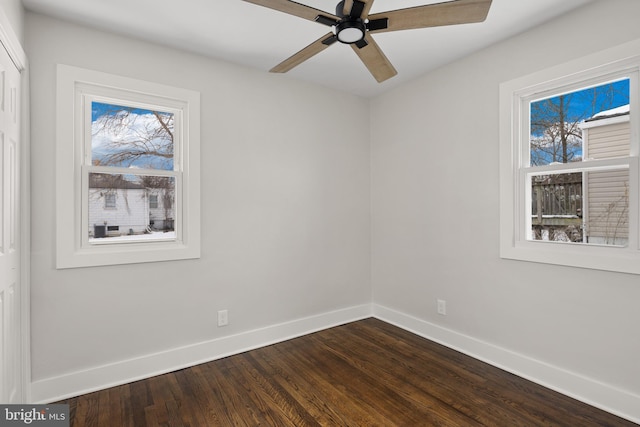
[500,40,640,274]
[56,65,201,268]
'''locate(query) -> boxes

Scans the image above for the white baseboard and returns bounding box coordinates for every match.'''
[31,303,372,403]
[372,304,640,425]
[31,302,640,424]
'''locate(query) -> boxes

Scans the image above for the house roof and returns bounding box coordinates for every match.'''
[585,104,630,122]
[89,174,145,190]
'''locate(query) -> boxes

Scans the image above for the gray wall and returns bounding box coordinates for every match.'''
[1,0,23,44]
[371,0,640,412]
[26,11,371,393]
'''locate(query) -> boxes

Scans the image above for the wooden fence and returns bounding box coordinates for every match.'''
[531,173,582,221]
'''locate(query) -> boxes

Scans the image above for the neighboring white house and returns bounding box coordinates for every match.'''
[88,174,174,238]
[580,104,630,245]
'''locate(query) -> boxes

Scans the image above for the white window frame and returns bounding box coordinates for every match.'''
[56,64,200,268]
[500,39,640,274]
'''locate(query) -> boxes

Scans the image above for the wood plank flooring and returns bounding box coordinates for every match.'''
[58,318,637,426]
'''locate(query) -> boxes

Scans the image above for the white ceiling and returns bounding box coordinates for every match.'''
[22,0,596,97]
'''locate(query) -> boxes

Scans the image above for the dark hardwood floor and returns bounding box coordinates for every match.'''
[58,318,637,426]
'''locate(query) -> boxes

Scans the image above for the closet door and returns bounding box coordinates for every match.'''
[0,38,22,404]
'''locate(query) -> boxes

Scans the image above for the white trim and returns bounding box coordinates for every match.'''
[30,304,372,403]
[0,6,25,72]
[372,304,640,425]
[0,5,30,404]
[19,64,30,404]
[30,302,640,424]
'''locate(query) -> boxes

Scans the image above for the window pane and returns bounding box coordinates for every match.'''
[531,172,583,242]
[530,169,629,246]
[88,173,175,242]
[530,79,630,166]
[91,101,174,170]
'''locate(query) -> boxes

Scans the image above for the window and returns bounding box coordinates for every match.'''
[149,195,159,209]
[56,65,201,268]
[104,192,116,209]
[500,40,640,274]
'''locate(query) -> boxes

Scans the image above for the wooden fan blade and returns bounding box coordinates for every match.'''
[368,0,492,33]
[243,0,339,23]
[351,35,397,83]
[270,32,337,73]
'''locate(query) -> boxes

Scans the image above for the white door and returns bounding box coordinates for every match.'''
[0,41,22,404]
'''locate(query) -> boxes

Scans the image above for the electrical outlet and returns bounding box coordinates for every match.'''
[217,309,229,327]
[437,299,447,316]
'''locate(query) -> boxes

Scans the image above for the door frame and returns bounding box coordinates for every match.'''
[0,7,30,403]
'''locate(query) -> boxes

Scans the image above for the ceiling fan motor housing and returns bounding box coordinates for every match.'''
[331,0,365,44]
[336,19,366,44]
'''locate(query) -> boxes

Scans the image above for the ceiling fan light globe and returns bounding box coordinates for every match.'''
[338,27,364,43]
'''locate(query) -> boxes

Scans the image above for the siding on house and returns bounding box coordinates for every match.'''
[88,188,149,236]
[585,169,629,244]
[88,174,175,236]
[147,189,175,230]
[581,111,630,245]
[584,121,630,159]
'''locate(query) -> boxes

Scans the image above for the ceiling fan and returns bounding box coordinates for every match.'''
[242,0,492,83]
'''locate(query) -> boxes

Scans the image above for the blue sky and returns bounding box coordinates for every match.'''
[532,78,629,123]
[91,101,174,170]
[529,78,630,165]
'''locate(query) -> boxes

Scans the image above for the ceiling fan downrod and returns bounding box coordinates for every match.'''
[334,0,366,44]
